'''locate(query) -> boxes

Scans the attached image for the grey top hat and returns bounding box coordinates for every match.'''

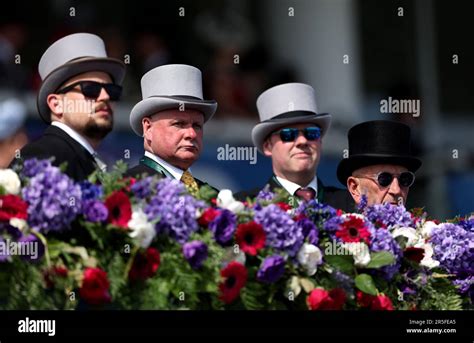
[129,64,217,136]
[251,83,332,153]
[37,32,126,123]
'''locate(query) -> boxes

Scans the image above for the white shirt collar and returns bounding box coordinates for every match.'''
[275,175,318,197]
[144,150,189,180]
[51,121,96,156]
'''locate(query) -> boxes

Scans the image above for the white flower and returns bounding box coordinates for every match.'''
[343,242,371,267]
[216,189,245,213]
[418,243,440,269]
[127,208,156,248]
[0,169,21,195]
[420,221,438,239]
[288,276,302,297]
[9,218,28,232]
[297,243,323,276]
[392,227,422,247]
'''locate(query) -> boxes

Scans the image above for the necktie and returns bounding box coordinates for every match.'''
[181,170,199,196]
[92,152,107,172]
[295,187,316,202]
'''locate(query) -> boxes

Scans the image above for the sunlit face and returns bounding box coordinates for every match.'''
[263,123,322,179]
[142,109,204,170]
[47,71,116,140]
[348,164,410,206]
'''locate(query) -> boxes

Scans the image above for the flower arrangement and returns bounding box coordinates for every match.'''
[0,159,472,310]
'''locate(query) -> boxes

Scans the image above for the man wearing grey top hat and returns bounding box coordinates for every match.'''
[125,64,218,194]
[10,33,125,181]
[236,83,354,212]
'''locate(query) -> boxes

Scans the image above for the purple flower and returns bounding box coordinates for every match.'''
[183,240,208,269]
[209,210,236,245]
[0,237,9,262]
[297,200,337,228]
[254,204,304,257]
[0,223,22,240]
[297,218,319,245]
[79,181,103,201]
[363,203,413,229]
[257,255,286,283]
[144,178,205,244]
[453,276,473,294]
[430,223,474,277]
[256,185,275,201]
[83,200,108,223]
[369,226,402,280]
[131,176,154,199]
[18,234,45,262]
[22,162,82,233]
[20,158,51,178]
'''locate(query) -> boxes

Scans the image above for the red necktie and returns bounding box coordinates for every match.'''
[295,187,316,202]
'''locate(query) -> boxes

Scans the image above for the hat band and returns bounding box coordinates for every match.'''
[146,95,203,101]
[262,110,317,123]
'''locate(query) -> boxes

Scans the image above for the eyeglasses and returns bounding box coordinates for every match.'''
[272,127,322,142]
[355,171,416,188]
[57,81,122,101]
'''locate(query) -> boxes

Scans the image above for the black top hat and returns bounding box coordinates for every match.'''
[337,120,422,185]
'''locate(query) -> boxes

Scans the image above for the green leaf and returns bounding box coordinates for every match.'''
[198,185,218,202]
[324,255,354,274]
[355,274,378,296]
[366,251,395,269]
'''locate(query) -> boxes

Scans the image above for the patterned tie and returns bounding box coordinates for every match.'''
[295,187,316,202]
[92,152,107,172]
[181,170,199,196]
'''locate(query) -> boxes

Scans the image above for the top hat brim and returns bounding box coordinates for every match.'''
[37,57,126,123]
[129,96,218,136]
[251,113,331,154]
[336,154,422,186]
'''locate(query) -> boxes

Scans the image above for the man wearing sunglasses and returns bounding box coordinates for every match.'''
[10,33,125,181]
[236,83,354,212]
[337,120,422,206]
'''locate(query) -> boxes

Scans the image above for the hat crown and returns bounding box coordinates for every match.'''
[38,33,108,80]
[140,64,204,100]
[256,83,319,122]
[348,120,412,156]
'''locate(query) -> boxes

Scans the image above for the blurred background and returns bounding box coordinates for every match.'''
[0,0,472,219]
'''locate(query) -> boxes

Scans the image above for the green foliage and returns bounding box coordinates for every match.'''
[355,273,378,296]
[367,251,395,269]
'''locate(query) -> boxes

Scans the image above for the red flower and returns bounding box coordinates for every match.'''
[0,194,28,221]
[404,247,425,263]
[356,291,374,308]
[277,202,292,211]
[129,247,161,281]
[307,288,346,310]
[79,267,111,305]
[356,291,394,310]
[235,221,266,256]
[336,215,371,244]
[371,294,394,311]
[293,213,307,222]
[198,208,221,227]
[336,209,343,216]
[219,261,248,304]
[104,191,132,228]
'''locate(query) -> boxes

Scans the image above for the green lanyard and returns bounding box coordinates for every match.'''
[272,176,324,203]
[139,156,174,179]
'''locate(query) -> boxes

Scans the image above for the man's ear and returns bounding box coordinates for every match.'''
[263,138,273,157]
[347,176,361,203]
[46,94,63,119]
[142,117,152,140]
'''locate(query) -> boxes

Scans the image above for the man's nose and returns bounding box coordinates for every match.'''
[184,126,198,139]
[388,177,402,194]
[294,131,308,145]
[97,87,110,102]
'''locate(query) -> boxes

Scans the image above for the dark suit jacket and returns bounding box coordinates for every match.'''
[125,161,219,193]
[11,125,97,181]
[235,175,355,213]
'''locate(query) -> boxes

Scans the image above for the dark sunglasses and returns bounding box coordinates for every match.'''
[272,127,322,142]
[57,81,122,101]
[357,171,415,188]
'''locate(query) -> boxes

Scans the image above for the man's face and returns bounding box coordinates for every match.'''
[143,109,204,170]
[263,123,322,178]
[50,71,116,140]
[348,164,410,206]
